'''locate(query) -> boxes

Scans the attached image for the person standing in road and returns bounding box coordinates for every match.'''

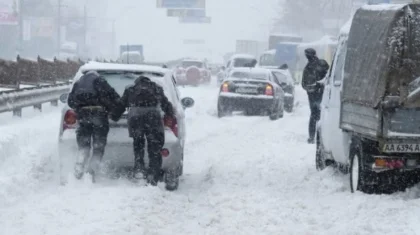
[301,48,329,144]
[113,75,175,186]
[67,71,121,181]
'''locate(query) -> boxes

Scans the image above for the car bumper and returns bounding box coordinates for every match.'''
[218,93,275,111]
[58,128,182,172]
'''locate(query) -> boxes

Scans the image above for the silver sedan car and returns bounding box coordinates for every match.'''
[58,62,194,190]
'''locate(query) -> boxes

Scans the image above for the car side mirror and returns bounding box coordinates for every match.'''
[181,97,194,109]
[59,93,69,103]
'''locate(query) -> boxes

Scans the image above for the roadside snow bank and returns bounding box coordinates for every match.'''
[0,110,61,207]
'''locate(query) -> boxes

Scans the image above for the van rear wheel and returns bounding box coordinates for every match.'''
[315,133,327,171]
[349,139,377,194]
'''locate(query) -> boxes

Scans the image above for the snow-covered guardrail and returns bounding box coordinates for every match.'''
[0,82,71,116]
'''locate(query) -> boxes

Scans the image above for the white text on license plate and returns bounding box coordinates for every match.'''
[383,144,420,153]
[237,88,257,93]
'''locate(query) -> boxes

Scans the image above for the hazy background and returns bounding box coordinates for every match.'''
[104,0,279,62]
[0,0,363,63]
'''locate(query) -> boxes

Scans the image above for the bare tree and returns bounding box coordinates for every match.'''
[274,0,353,39]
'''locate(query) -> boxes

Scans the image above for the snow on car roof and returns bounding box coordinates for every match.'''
[269,33,301,38]
[340,17,353,35]
[361,4,405,11]
[261,49,276,55]
[80,61,168,74]
[229,53,256,60]
[299,35,337,47]
[182,59,203,63]
[230,67,270,75]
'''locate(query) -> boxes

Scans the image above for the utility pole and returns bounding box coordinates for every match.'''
[18,0,23,56]
[83,5,87,57]
[112,20,116,58]
[57,0,62,55]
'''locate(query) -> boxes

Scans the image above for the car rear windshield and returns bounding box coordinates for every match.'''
[273,71,288,83]
[230,71,268,80]
[85,70,164,95]
[181,61,203,68]
[233,58,256,67]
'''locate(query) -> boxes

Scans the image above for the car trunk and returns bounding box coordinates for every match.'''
[226,79,271,95]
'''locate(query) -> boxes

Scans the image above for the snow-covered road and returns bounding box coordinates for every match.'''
[1,84,420,235]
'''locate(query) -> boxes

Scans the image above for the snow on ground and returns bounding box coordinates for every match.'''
[1,79,420,234]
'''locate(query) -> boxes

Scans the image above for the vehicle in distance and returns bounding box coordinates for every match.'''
[174,59,211,86]
[217,67,284,120]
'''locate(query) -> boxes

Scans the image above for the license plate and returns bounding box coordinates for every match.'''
[383,144,420,153]
[236,87,257,93]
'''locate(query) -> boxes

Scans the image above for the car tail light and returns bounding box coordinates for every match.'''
[163,115,178,137]
[161,148,170,157]
[265,84,273,96]
[374,158,405,169]
[221,82,229,92]
[63,109,77,130]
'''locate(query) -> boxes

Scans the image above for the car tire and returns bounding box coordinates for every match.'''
[285,99,294,113]
[349,139,377,194]
[217,101,231,118]
[164,168,180,191]
[315,131,328,171]
[179,152,184,176]
[269,102,282,120]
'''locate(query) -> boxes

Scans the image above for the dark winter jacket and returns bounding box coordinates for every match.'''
[112,76,175,121]
[302,55,329,95]
[68,71,121,113]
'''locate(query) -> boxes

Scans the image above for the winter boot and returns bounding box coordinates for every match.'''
[146,168,159,186]
[146,174,158,186]
[133,164,147,180]
[74,163,84,179]
[307,137,315,144]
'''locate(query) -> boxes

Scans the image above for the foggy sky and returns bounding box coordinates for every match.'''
[103,0,279,63]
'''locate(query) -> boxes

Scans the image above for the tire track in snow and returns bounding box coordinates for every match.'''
[2,85,420,234]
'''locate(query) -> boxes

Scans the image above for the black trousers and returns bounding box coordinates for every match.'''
[307,92,322,140]
[128,108,165,179]
[76,109,109,172]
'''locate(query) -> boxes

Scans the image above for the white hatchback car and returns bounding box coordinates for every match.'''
[58,62,194,190]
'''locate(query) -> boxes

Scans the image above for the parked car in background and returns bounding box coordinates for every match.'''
[218,54,259,84]
[269,68,295,112]
[174,59,211,86]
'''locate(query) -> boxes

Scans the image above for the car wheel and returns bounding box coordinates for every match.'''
[279,103,284,118]
[179,152,184,176]
[349,139,377,194]
[269,102,282,120]
[285,99,294,113]
[217,101,231,118]
[315,132,327,171]
[350,148,362,193]
[164,168,180,191]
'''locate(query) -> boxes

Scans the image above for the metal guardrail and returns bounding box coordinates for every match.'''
[0,58,183,117]
[0,82,71,116]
